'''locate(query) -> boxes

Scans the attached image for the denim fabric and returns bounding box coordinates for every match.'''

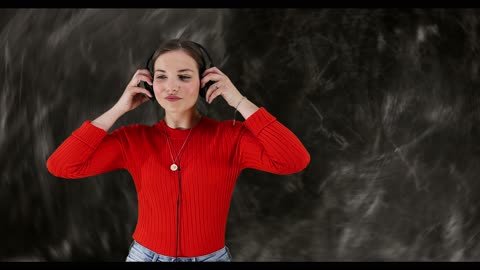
[125,240,232,262]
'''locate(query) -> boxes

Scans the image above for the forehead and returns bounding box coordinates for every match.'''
[154,50,198,71]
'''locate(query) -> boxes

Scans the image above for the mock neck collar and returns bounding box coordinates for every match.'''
[157,116,204,139]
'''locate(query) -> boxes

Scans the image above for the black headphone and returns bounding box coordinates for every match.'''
[143,41,215,102]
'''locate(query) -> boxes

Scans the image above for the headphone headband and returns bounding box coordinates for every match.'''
[192,41,214,70]
[146,41,213,72]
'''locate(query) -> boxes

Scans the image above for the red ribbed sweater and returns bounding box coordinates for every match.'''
[46,107,310,257]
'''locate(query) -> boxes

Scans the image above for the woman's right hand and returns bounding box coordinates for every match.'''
[114,69,153,114]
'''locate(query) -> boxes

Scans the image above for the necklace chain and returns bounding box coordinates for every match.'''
[161,120,197,171]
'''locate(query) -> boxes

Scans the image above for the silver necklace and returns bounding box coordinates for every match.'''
[162,123,195,172]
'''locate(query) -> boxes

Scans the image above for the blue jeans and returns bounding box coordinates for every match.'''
[125,240,232,262]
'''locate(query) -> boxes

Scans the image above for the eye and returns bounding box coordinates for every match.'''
[179,75,191,81]
[156,75,166,80]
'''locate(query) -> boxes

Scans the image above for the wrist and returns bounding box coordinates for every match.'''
[112,103,127,115]
[234,95,246,110]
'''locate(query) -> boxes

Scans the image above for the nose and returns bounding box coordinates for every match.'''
[166,81,178,93]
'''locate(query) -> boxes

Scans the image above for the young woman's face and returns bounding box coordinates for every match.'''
[153,50,200,114]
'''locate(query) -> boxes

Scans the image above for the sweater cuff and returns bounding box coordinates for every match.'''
[71,120,107,149]
[243,107,277,137]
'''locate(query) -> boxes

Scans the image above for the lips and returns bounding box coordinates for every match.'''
[165,96,182,101]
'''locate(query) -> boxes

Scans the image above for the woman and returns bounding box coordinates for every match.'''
[46,38,310,262]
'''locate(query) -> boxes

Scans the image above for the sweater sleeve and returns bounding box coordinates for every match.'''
[237,107,310,175]
[46,120,127,179]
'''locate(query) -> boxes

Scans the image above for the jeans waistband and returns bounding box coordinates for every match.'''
[127,240,232,262]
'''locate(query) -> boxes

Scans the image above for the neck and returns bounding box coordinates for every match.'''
[164,109,202,130]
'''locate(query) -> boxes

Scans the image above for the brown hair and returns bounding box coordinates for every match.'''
[147,38,211,76]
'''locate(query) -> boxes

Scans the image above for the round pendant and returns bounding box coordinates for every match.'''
[170,164,178,171]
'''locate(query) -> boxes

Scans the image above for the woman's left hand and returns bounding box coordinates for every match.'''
[201,67,244,107]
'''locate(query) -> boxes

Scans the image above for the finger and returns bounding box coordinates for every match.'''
[130,69,153,86]
[202,66,225,77]
[130,74,153,87]
[206,83,221,103]
[210,66,226,76]
[205,85,216,103]
[207,85,223,104]
[134,69,153,79]
[139,93,151,103]
[200,73,223,88]
[133,92,150,104]
[130,86,153,98]
[137,74,153,86]
[136,69,152,76]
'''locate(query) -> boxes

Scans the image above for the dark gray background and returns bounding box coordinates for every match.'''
[1,8,480,261]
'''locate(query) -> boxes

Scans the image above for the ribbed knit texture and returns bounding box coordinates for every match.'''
[46,107,310,257]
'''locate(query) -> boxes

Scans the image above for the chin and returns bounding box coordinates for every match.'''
[163,104,196,113]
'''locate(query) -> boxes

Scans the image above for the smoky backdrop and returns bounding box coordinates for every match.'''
[1,8,480,261]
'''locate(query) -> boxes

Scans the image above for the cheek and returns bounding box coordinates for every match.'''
[151,80,200,93]
[186,81,201,93]
[152,81,160,91]
[152,82,168,93]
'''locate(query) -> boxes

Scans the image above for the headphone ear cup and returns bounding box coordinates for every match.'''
[194,41,214,100]
[144,83,153,92]
[144,52,156,101]
[143,80,155,101]
[201,80,214,99]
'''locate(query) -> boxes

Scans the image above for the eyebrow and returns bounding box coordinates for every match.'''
[155,69,194,73]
